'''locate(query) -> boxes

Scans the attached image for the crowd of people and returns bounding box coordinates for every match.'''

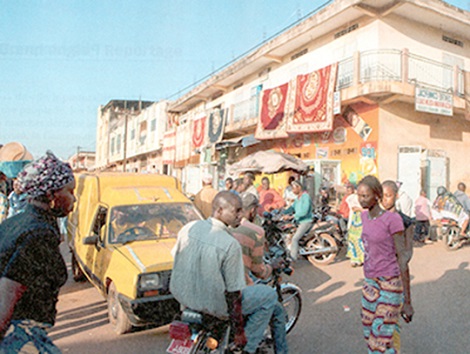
[2,157,469,353]
[187,172,470,353]
[179,173,437,353]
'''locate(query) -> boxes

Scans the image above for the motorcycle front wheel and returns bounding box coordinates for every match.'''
[305,233,338,266]
[444,225,461,251]
[281,286,302,334]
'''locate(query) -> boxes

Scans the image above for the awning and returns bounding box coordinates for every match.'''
[215,134,260,150]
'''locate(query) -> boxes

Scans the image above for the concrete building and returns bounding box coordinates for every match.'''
[95,100,154,171]
[94,0,469,202]
[68,150,95,172]
[162,0,469,202]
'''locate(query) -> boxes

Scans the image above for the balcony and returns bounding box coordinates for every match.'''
[225,48,467,134]
[337,49,465,97]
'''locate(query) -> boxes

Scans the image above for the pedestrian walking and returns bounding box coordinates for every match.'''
[357,175,413,354]
[414,190,433,243]
[193,173,218,219]
[0,151,76,353]
[346,185,364,267]
[7,179,27,219]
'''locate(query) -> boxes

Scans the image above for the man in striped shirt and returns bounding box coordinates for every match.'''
[232,193,288,354]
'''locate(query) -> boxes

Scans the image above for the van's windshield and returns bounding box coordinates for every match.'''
[108,203,201,244]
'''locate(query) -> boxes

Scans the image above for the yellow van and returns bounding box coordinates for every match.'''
[68,172,202,334]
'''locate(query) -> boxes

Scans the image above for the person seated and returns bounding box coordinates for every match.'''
[258,177,285,215]
[283,176,296,208]
[282,180,314,261]
[432,186,469,237]
[453,182,470,214]
[170,191,283,353]
[110,209,148,242]
[232,193,288,354]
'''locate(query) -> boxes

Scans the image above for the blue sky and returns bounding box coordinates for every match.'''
[1,0,469,160]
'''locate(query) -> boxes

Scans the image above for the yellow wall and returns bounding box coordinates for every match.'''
[262,103,380,186]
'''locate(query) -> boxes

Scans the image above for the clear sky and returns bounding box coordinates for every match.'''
[1,0,469,160]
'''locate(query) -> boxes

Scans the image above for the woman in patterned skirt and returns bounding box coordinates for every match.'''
[357,175,413,354]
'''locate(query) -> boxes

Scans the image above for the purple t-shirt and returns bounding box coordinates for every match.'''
[361,210,404,278]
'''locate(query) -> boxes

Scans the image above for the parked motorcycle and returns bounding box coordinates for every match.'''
[167,222,302,353]
[264,208,342,266]
[439,218,470,251]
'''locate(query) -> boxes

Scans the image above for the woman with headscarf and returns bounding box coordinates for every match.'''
[0,151,76,353]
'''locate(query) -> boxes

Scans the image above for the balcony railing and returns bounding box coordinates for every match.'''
[336,48,465,98]
[224,48,467,132]
[360,49,402,83]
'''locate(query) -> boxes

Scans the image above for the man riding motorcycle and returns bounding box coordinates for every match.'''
[432,186,469,237]
[282,180,314,261]
[170,191,283,354]
[232,193,288,354]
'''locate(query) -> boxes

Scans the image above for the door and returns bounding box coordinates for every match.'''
[397,146,422,203]
[426,149,448,203]
[304,159,341,201]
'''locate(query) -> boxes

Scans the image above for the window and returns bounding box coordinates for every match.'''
[131,129,135,140]
[116,134,121,153]
[108,203,201,244]
[150,119,156,131]
[91,206,108,243]
[291,48,308,61]
[110,137,115,155]
[442,35,463,48]
[334,24,358,39]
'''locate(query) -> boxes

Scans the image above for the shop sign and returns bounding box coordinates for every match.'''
[333,91,341,115]
[415,87,452,116]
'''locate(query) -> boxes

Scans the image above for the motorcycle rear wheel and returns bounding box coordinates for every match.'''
[190,327,231,354]
[306,233,338,266]
[444,226,461,251]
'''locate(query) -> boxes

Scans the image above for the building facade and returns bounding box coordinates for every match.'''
[68,150,95,172]
[96,0,470,202]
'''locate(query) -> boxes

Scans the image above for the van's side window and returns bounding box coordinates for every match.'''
[92,206,108,242]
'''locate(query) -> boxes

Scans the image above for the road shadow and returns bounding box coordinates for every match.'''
[289,261,470,354]
[50,300,108,341]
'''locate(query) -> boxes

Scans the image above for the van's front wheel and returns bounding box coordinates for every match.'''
[108,282,133,335]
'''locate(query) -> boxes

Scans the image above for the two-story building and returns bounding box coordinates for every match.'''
[95,0,469,202]
[162,0,469,201]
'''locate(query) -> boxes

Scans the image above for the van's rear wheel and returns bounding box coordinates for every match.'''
[71,253,86,282]
[108,282,133,335]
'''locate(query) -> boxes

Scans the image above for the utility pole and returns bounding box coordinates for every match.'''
[76,146,81,169]
[123,113,128,172]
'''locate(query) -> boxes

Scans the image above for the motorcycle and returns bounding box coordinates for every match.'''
[439,218,470,251]
[167,224,302,354]
[264,208,342,266]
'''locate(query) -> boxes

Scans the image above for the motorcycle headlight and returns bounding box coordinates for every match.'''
[138,273,161,291]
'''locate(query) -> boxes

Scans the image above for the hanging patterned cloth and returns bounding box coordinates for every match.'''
[255,82,291,140]
[208,108,227,144]
[192,116,206,149]
[287,63,338,134]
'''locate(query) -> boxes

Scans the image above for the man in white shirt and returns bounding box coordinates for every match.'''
[171,191,280,353]
[395,181,414,218]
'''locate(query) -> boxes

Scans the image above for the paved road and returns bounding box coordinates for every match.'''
[53,241,470,353]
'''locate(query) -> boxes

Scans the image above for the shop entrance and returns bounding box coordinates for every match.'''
[304,159,342,202]
[397,146,448,203]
